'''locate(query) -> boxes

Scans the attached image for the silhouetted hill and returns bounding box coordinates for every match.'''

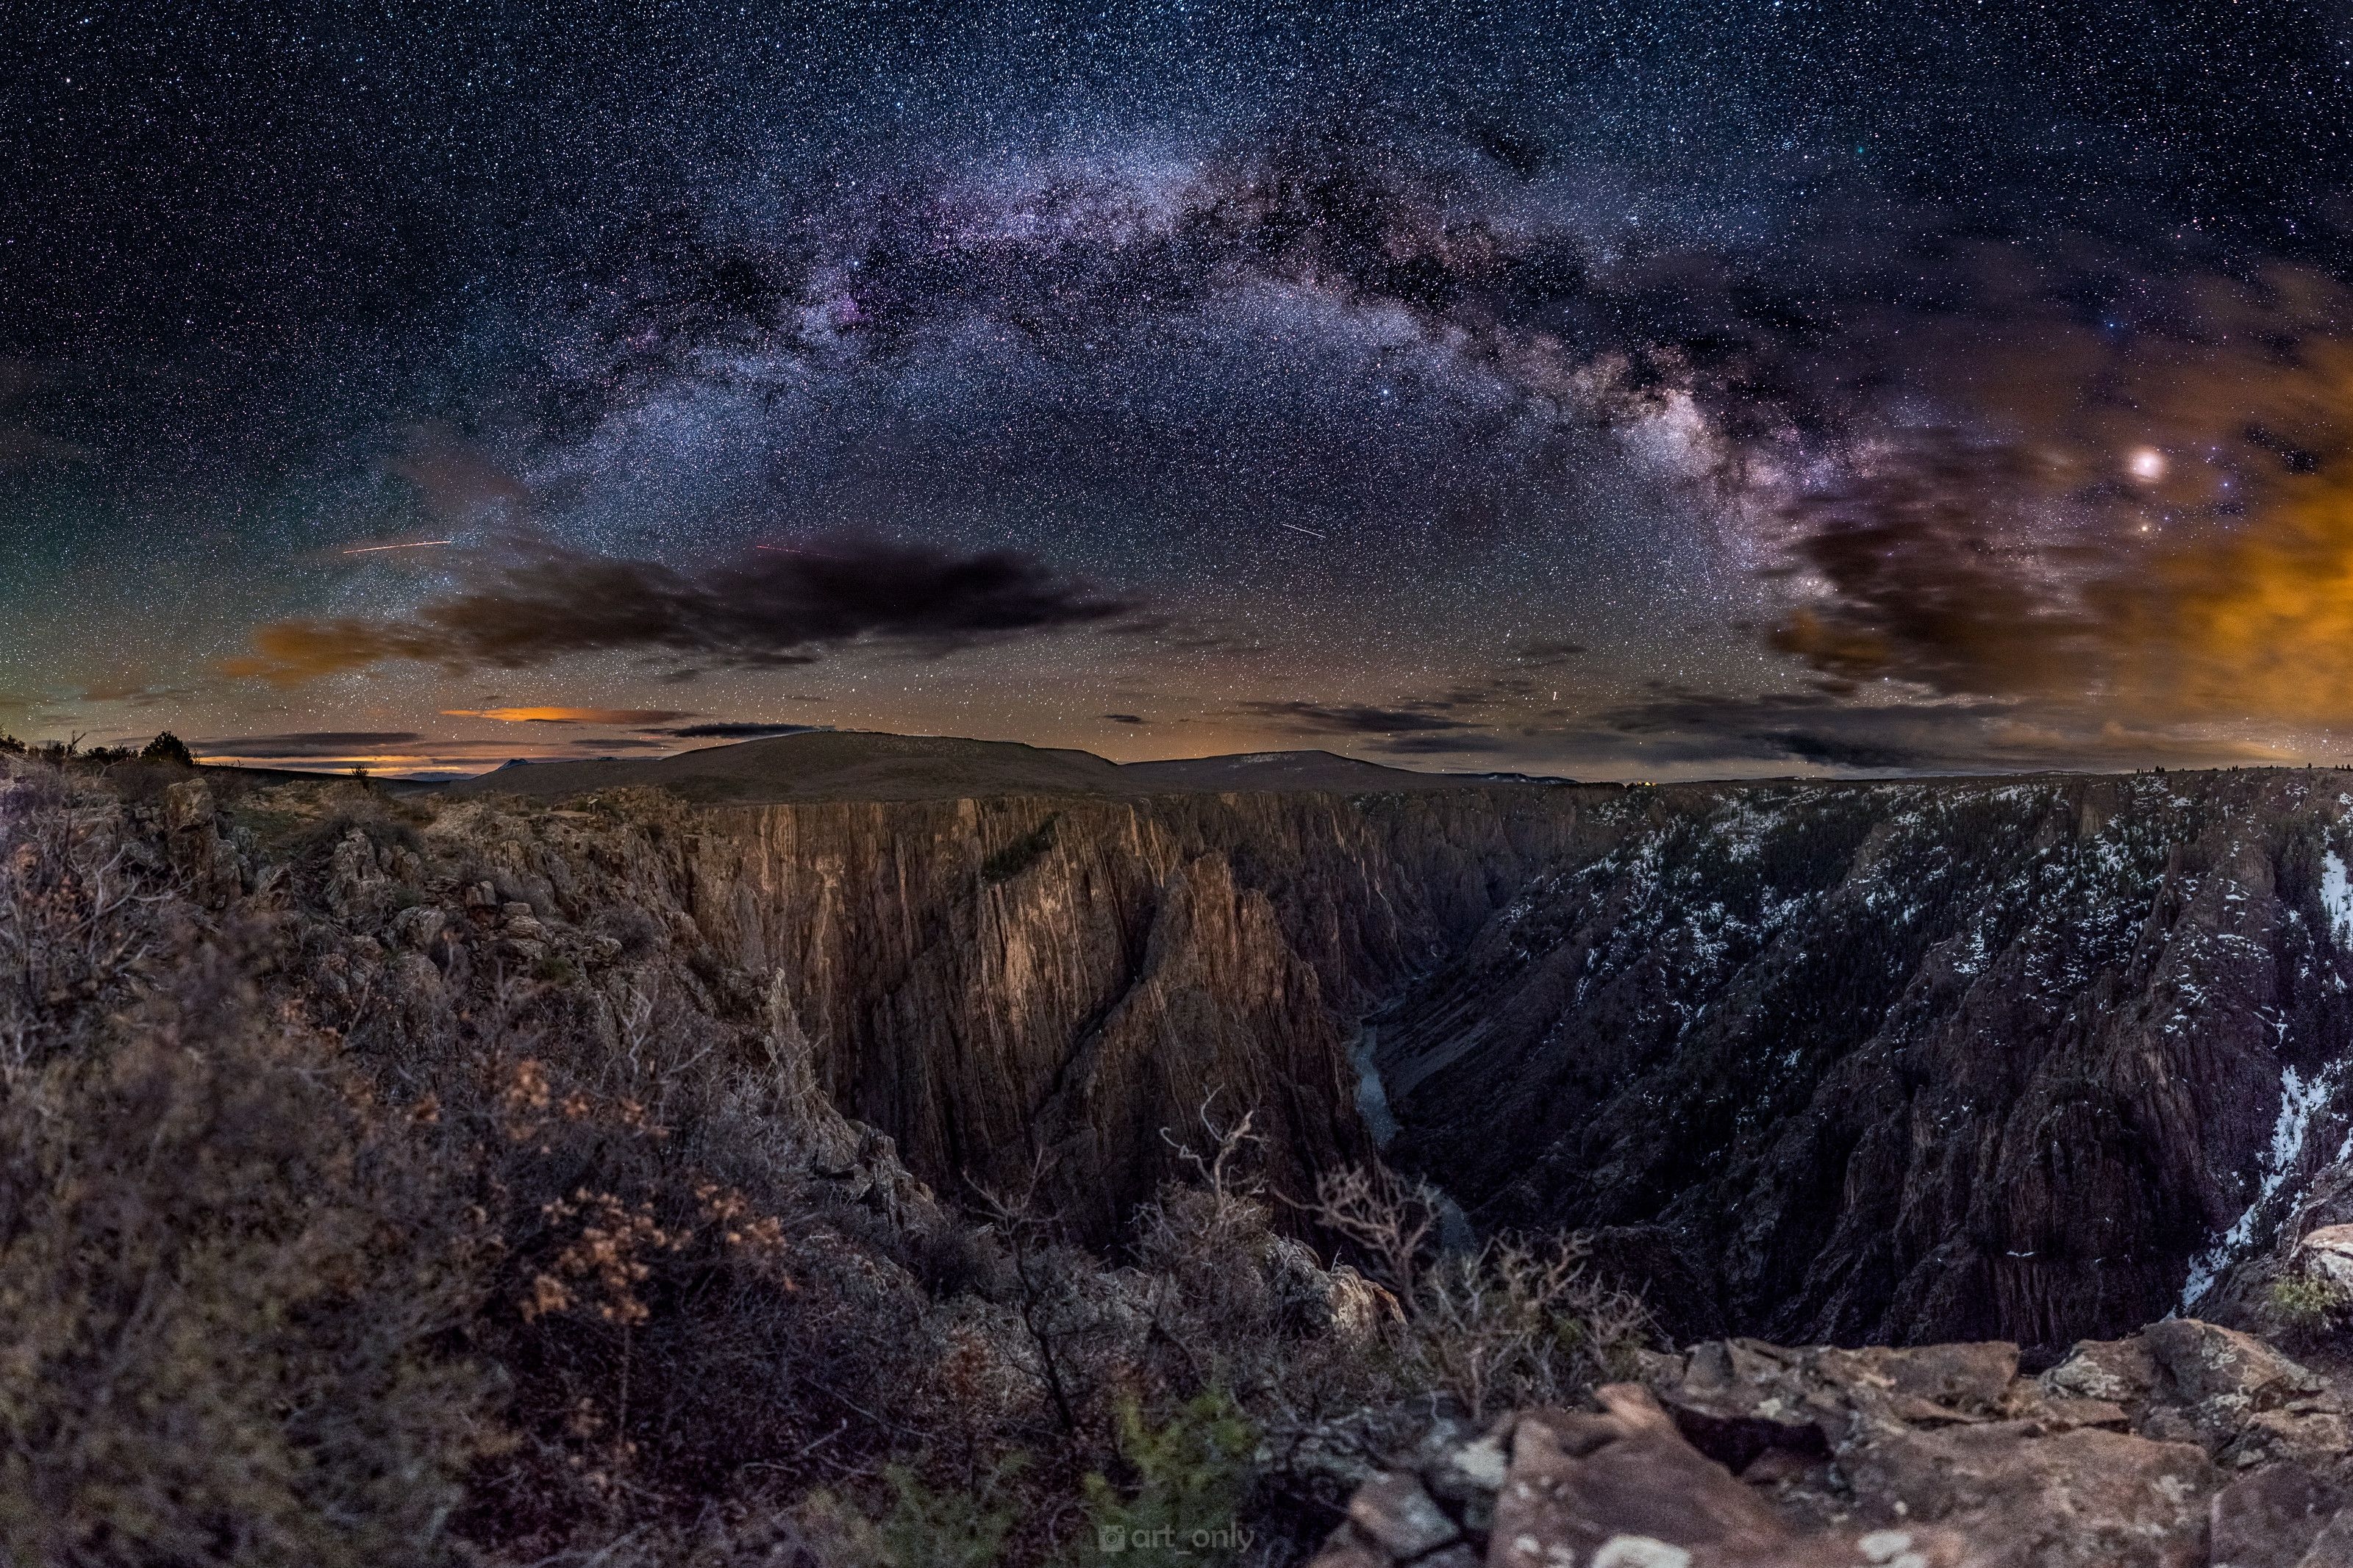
[433,731,1544,802]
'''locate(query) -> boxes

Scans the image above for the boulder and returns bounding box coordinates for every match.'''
[1315,1322,2352,1568]
[162,779,215,833]
[2208,1465,2344,1568]
[390,903,446,952]
[2290,1225,2353,1291]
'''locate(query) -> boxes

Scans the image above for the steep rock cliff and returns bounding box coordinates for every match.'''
[674,790,1603,1234]
[412,784,1602,1236]
[190,757,2353,1353]
[1379,770,2353,1351]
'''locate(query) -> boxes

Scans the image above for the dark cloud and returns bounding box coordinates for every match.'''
[1565,687,2288,776]
[661,721,821,739]
[229,537,1140,684]
[1371,729,1525,756]
[1509,639,1589,666]
[1765,429,2092,698]
[1102,713,1146,724]
[195,731,424,756]
[1241,699,1480,736]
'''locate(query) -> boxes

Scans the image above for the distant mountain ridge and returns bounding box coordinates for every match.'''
[432,728,1562,802]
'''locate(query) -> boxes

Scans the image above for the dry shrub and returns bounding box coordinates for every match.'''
[424,1030,935,1553]
[0,853,496,1566]
[1312,1164,1651,1420]
[0,770,158,1075]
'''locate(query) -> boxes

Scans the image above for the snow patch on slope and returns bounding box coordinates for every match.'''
[2322,852,2353,947]
[2181,1065,2340,1310]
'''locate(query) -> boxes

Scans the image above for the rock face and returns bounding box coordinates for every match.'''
[1312,1319,2353,1568]
[1378,770,2353,1350]
[660,788,1603,1234]
[269,783,1604,1239]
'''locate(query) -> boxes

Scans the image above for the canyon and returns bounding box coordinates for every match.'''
[424,735,2353,1354]
[24,734,2353,1564]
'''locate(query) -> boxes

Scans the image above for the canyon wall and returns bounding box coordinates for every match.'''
[675,789,1611,1234]
[1379,770,2353,1352]
[382,766,2353,1349]
[438,785,1603,1237]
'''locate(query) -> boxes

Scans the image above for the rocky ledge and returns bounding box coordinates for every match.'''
[1312,1318,2351,1568]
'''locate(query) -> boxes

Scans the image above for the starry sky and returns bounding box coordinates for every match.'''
[7,0,2353,779]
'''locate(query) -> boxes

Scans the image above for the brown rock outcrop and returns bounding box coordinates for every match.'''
[1312,1320,2353,1568]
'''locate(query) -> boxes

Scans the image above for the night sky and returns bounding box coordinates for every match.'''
[7,1,2353,779]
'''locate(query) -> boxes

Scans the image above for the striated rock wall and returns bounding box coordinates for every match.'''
[667,789,1603,1234]
[1379,769,2353,1352]
[393,784,1604,1239]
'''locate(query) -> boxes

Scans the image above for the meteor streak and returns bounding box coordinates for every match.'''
[342,539,454,555]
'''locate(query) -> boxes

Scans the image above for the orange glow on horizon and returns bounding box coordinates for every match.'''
[440,706,680,724]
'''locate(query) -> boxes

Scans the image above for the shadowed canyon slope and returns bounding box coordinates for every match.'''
[1379,769,2353,1351]
[314,740,2353,1347]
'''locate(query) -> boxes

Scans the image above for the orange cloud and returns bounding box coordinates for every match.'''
[221,617,418,684]
[2132,465,2353,723]
[1767,296,2353,727]
[442,707,695,724]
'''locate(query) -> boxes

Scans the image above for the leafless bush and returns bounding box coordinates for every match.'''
[0,770,169,1077]
[1313,1165,1650,1419]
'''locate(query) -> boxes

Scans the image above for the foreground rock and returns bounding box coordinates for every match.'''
[1313,1320,2352,1568]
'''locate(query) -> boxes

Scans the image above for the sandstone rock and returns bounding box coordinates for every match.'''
[1264,1236,1402,1340]
[162,779,214,832]
[326,829,397,920]
[389,951,441,997]
[2041,1335,2158,1405]
[390,904,446,951]
[2294,1508,2353,1568]
[2143,1318,2326,1412]
[1654,1338,2022,1472]
[1319,1320,2350,1568]
[1845,1422,2215,1568]
[1314,1383,1971,1568]
[2291,1225,2353,1290]
[1343,1472,1458,1558]
[157,781,243,900]
[189,829,242,901]
[2208,1464,2344,1568]
[1324,1264,1404,1339]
